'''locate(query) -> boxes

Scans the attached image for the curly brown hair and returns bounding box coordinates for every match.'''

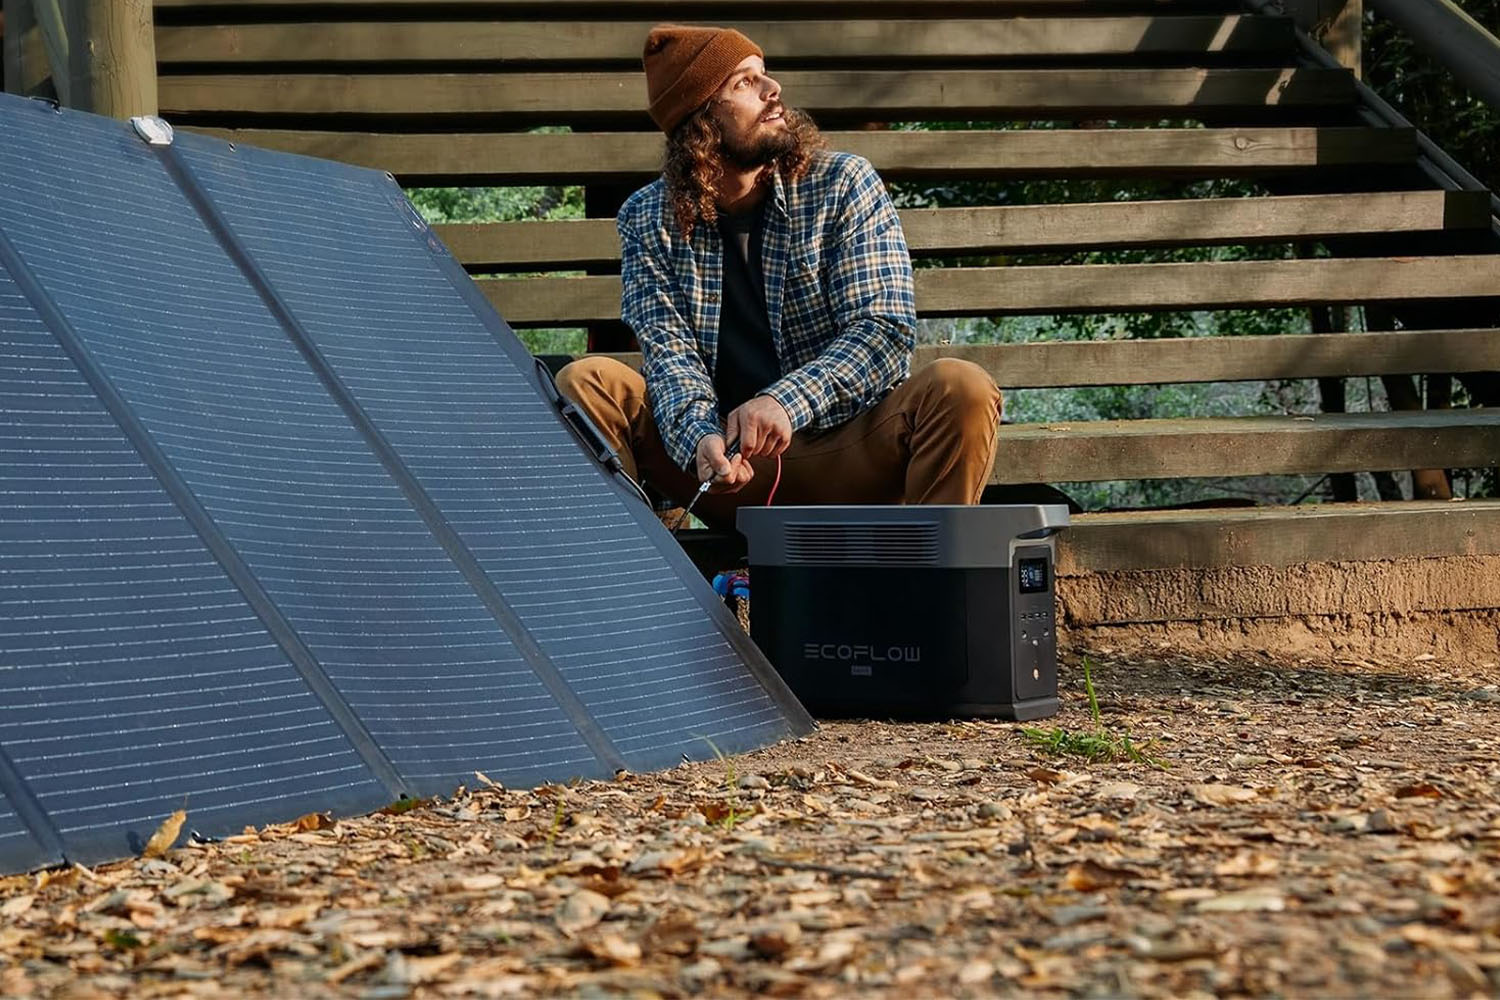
[662,105,826,240]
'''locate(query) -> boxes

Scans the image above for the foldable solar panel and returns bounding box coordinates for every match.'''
[0,93,813,873]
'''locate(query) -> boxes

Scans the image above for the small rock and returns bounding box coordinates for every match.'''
[977,801,1012,820]
[738,774,770,790]
[961,758,986,771]
[1366,809,1397,834]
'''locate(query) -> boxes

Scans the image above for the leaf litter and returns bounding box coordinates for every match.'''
[1,648,1499,997]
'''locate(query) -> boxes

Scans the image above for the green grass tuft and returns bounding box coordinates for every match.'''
[1021,656,1168,768]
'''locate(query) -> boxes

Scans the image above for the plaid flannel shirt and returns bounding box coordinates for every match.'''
[617,150,917,472]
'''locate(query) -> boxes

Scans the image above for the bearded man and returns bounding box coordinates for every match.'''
[556,25,1002,530]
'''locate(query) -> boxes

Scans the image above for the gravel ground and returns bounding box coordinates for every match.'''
[3,645,1499,998]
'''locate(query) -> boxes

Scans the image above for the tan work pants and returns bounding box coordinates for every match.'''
[555,357,1003,531]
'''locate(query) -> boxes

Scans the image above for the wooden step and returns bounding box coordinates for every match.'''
[159,67,1353,120]
[928,330,1500,387]
[481,254,1500,325]
[155,16,1294,63]
[1061,499,1500,572]
[589,330,1500,388]
[992,409,1500,484]
[439,191,1490,270]
[185,126,1414,184]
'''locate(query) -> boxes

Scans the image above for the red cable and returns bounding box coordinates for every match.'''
[765,454,782,506]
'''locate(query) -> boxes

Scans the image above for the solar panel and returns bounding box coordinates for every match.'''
[0,93,812,874]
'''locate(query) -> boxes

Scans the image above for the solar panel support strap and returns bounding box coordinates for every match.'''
[155,145,631,777]
[0,223,411,804]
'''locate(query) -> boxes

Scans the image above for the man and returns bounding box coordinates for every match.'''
[556,24,1002,530]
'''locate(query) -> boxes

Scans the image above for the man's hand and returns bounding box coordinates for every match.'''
[726,395,792,460]
[695,434,754,493]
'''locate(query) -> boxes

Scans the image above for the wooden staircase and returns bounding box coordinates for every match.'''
[20,0,1500,655]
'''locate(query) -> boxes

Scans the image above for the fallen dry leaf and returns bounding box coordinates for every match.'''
[1065,860,1141,891]
[1191,784,1258,806]
[555,889,611,936]
[141,810,186,859]
[1,894,34,919]
[1195,888,1286,913]
[573,933,642,967]
[292,812,336,832]
[1395,783,1443,800]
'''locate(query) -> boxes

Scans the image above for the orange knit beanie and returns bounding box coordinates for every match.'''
[643,24,764,134]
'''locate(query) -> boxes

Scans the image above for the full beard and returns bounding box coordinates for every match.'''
[720,106,813,170]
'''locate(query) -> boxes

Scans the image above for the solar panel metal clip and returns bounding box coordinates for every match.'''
[129,115,174,146]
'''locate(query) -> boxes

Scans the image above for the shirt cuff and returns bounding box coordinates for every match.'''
[677,416,724,473]
[759,378,816,433]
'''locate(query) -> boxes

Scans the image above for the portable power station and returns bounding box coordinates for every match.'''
[737,505,1070,720]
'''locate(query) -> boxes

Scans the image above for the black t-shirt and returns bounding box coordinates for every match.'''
[713,205,781,420]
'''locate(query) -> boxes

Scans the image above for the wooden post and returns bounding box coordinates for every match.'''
[1310,302,1360,502]
[1283,0,1363,78]
[3,0,61,100]
[58,0,156,118]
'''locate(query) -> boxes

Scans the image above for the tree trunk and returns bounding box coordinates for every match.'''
[59,0,156,118]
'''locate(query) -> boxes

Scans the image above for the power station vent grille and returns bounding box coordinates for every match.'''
[784,522,941,566]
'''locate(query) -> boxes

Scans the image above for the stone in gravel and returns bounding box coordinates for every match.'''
[961,758,986,771]
[909,788,942,802]
[1366,809,1397,834]
[977,801,1012,820]
[738,774,770,790]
